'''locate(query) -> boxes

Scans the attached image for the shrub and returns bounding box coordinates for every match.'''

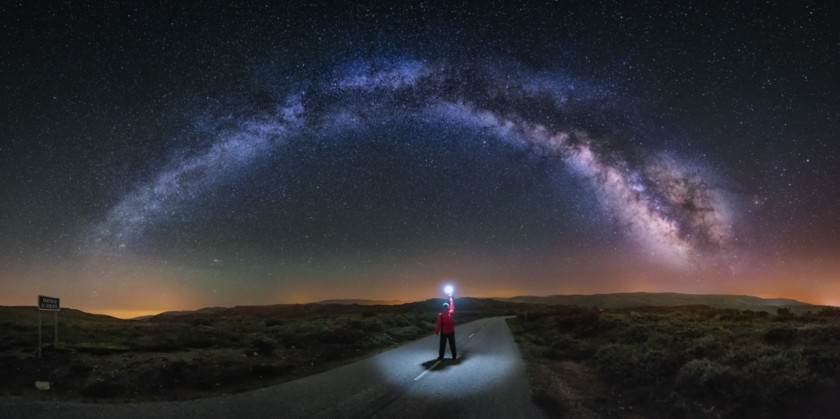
[764,326,797,344]
[818,307,840,317]
[621,325,649,344]
[545,336,595,361]
[251,337,277,355]
[687,335,725,359]
[803,347,840,376]
[361,318,384,332]
[553,307,605,337]
[593,344,673,388]
[317,327,363,344]
[181,332,215,349]
[129,335,179,352]
[384,314,411,327]
[193,318,213,327]
[740,350,814,405]
[675,359,734,398]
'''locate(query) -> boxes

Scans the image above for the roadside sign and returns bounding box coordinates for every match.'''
[38,295,60,311]
[37,295,60,358]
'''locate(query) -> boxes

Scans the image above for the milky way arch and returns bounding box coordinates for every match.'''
[85,58,738,269]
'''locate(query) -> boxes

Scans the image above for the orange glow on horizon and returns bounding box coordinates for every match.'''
[3,253,839,316]
[21,282,840,320]
[84,308,171,319]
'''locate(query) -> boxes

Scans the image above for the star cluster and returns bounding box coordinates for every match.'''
[1,1,838,315]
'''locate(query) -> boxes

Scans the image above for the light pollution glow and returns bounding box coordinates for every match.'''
[2,250,837,319]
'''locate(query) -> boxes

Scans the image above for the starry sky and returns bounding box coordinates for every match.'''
[2,1,839,318]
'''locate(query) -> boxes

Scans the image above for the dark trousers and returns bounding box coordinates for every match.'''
[439,332,456,359]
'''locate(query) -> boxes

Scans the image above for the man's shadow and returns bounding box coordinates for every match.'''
[421,352,465,370]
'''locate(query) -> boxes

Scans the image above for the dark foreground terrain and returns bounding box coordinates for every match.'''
[0,298,512,402]
[3,294,838,418]
[508,304,840,418]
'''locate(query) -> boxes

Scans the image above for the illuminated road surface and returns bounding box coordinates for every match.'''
[0,317,546,418]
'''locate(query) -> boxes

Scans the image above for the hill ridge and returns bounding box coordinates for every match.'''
[496,292,811,309]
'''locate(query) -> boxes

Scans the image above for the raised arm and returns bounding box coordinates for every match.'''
[449,295,454,314]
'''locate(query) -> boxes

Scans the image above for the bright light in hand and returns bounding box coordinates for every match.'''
[444,285,454,295]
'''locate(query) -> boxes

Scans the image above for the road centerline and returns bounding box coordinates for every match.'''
[413,360,441,381]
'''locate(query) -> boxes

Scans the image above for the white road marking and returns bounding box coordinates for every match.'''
[413,360,441,381]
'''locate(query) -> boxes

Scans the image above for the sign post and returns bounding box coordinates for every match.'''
[37,295,60,358]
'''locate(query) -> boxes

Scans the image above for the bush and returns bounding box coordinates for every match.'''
[193,318,213,327]
[687,335,725,359]
[764,326,797,344]
[317,327,363,344]
[251,337,277,355]
[804,347,840,377]
[129,335,179,352]
[181,331,215,349]
[675,359,734,398]
[818,307,840,317]
[621,325,649,344]
[384,314,411,327]
[361,318,384,332]
[545,336,595,361]
[593,344,673,388]
[554,307,605,337]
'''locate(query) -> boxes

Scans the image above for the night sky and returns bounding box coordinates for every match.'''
[2,1,838,318]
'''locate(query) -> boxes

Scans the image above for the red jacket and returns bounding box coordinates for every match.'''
[436,296,455,334]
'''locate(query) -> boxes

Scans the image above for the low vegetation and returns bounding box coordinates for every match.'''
[508,304,840,418]
[5,296,838,417]
[0,298,509,402]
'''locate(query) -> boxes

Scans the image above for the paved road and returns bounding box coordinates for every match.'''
[1,316,547,418]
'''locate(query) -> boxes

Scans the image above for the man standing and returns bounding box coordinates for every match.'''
[435,292,456,360]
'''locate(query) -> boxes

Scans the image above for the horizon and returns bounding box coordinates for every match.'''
[4,289,829,320]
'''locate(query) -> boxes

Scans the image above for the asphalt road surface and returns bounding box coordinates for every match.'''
[1,316,547,418]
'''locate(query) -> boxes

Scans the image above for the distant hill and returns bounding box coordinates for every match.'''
[148,306,245,321]
[144,306,228,320]
[6,292,817,324]
[315,299,407,305]
[0,306,128,326]
[496,292,813,310]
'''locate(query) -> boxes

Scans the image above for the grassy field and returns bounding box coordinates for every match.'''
[507,304,840,418]
[0,298,514,402]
